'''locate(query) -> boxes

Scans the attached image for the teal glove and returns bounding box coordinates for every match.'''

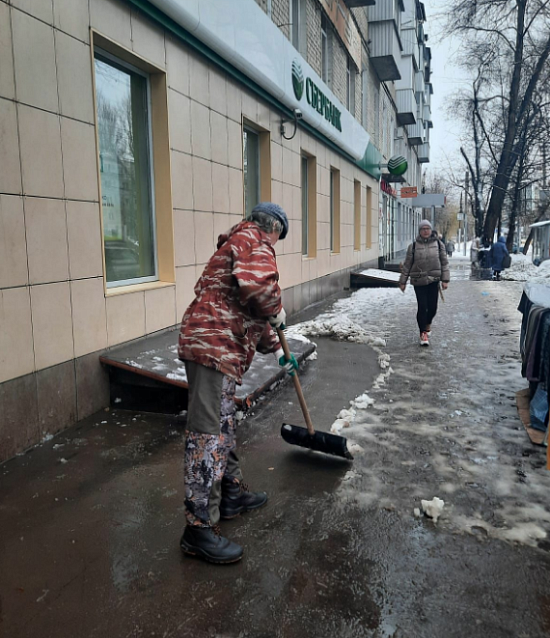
[278,353,299,376]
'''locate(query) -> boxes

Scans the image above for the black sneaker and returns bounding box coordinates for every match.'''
[180,525,243,564]
[220,476,268,519]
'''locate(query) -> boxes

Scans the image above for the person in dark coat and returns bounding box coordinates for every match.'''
[490,236,509,280]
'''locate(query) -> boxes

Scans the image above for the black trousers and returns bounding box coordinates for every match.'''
[414,282,439,333]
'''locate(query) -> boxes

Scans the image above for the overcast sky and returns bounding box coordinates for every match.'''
[422,0,471,178]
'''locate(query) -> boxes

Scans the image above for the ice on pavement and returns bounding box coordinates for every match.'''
[322,276,550,549]
[287,287,398,435]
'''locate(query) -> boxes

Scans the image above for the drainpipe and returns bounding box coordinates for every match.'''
[267,0,272,18]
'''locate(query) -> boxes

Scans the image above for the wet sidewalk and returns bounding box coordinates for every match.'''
[2,271,550,637]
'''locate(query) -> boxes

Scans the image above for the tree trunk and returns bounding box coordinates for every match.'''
[482,0,526,239]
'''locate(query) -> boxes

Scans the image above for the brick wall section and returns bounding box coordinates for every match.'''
[354,64,362,121]
[306,0,322,77]
[363,65,381,147]
[272,0,291,39]
[330,35,348,107]
[351,7,369,42]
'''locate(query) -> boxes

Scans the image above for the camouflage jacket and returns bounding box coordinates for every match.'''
[178,221,282,384]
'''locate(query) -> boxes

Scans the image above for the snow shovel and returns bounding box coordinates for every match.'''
[277,328,353,460]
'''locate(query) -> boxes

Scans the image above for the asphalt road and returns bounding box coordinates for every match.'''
[2,265,550,638]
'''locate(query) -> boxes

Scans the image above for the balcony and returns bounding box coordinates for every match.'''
[406,121,424,145]
[400,27,416,57]
[423,104,433,127]
[368,0,406,22]
[368,21,402,81]
[396,89,417,125]
[415,69,425,93]
[417,142,430,163]
[342,0,375,5]
[396,53,415,90]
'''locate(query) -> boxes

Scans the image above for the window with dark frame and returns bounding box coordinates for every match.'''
[291,0,300,51]
[243,127,260,218]
[351,64,356,115]
[321,14,329,84]
[301,155,309,256]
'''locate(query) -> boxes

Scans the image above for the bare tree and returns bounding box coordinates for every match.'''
[445,0,550,241]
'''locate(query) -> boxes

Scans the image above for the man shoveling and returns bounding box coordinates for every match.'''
[177,203,297,564]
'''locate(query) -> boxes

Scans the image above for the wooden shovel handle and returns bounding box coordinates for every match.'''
[277,327,315,436]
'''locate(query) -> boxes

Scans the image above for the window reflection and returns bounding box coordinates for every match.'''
[94,53,157,286]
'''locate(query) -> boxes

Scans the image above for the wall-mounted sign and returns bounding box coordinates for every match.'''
[401,186,418,198]
[381,180,397,197]
[388,155,408,176]
[291,59,304,100]
[149,0,370,161]
[293,60,342,132]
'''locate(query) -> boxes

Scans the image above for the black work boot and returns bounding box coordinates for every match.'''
[180,525,243,564]
[219,475,268,519]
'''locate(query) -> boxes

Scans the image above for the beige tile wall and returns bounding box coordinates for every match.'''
[0,0,379,388]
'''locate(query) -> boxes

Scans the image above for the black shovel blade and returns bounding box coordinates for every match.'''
[281,423,353,460]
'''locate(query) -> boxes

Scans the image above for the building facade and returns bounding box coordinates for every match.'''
[0,0,433,461]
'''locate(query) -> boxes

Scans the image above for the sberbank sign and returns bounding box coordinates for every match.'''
[292,60,342,132]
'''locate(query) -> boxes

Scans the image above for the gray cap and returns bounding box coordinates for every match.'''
[250,202,289,240]
[419,219,432,230]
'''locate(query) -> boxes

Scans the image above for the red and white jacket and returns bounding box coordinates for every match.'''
[178,221,282,384]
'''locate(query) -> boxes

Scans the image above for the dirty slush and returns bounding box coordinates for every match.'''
[2,265,550,637]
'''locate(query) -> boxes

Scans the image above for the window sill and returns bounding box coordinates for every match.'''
[301,255,316,261]
[105,281,175,297]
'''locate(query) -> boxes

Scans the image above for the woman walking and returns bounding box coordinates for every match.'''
[490,236,509,281]
[399,220,450,346]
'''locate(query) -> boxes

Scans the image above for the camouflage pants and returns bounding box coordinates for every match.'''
[183,361,241,527]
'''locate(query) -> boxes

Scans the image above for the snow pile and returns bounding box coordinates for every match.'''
[286,287,400,349]
[351,393,375,410]
[421,497,445,523]
[502,255,550,282]
[287,316,386,348]
[501,254,538,281]
[330,407,356,434]
[330,395,374,433]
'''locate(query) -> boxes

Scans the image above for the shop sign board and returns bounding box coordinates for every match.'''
[400,187,418,198]
[150,0,370,161]
[380,180,397,198]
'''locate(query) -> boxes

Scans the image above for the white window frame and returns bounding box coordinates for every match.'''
[290,0,305,54]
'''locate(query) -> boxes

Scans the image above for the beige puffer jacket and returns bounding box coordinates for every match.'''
[399,233,450,287]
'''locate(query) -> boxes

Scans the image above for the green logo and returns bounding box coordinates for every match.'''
[292,59,304,101]
[388,155,408,176]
